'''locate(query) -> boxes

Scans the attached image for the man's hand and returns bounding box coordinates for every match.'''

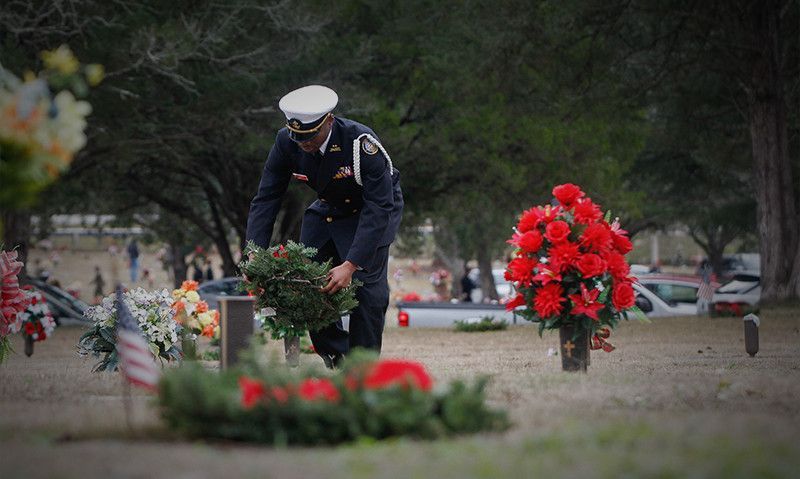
[321,261,358,294]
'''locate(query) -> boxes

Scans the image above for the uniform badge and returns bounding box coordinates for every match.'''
[361,137,379,155]
[292,173,309,182]
[329,144,342,152]
[290,119,301,129]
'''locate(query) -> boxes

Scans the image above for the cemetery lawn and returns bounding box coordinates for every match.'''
[1,308,799,479]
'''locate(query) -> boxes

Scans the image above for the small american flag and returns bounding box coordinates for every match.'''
[115,286,159,392]
[697,280,715,302]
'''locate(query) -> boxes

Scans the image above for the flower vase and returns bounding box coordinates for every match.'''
[181,332,197,361]
[559,322,590,372]
[284,335,300,367]
[24,334,34,357]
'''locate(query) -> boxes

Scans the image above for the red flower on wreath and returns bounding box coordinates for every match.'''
[298,378,340,402]
[604,252,630,281]
[273,244,289,258]
[545,220,571,244]
[611,231,633,255]
[506,255,539,285]
[239,376,266,409]
[611,281,636,310]
[534,283,566,318]
[576,253,606,278]
[572,198,602,224]
[508,230,543,253]
[580,223,613,253]
[363,359,433,391]
[569,283,605,321]
[552,183,585,207]
[547,242,580,273]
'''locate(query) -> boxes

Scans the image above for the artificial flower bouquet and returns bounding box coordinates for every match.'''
[13,287,56,342]
[240,241,360,340]
[505,183,646,353]
[171,280,219,339]
[158,350,508,445]
[78,288,180,372]
[1,248,30,362]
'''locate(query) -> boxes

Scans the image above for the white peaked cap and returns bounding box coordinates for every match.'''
[279,85,339,123]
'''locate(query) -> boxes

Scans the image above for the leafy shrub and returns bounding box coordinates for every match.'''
[454,316,508,332]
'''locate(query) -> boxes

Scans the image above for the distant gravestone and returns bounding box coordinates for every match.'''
[743,313,760,357]
[218,296,255,369]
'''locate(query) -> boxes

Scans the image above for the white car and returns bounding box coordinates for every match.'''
[711,273,760,316]
[633,275,716,317]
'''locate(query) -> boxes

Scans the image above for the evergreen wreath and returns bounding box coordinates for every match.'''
[240,241,360,339]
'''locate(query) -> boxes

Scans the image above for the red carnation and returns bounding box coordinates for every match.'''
[612,232,633,255]
[580,223,613,253]
[612,281,635,310]
[572,198,602,224]
[517,230,544,253]
[505,293,527,311]
[298,378,340,402]
[517,208,539,233]
[534,282,566,318]
[506,255,539,286]
[604,252,630,281]
[545,221,571,244]
[576,253,606,278]
[548,242,581,273]
[552,183,585,207]
[363,359,433,391]
[517,205,562,232]
[239,376,266,409]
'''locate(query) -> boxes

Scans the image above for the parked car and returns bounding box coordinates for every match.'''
[710,272,760,316]
[632,275,718,317]
[20,276,89,325]
[197,277,245,312]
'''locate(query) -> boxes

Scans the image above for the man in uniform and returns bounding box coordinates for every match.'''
[246,85,403,368]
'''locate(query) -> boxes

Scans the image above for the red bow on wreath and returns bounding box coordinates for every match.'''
[590,326,615,352]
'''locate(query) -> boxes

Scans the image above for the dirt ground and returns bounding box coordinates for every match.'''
[1,303,799,478]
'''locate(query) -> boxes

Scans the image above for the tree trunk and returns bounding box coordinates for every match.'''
[748,0,798,302]
[476,245,498,301]
[170,241,188,288]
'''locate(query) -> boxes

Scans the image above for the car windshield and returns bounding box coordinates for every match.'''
[717,275,759,294]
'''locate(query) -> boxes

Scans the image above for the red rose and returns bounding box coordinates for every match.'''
[572,198,602,224]
[612,232,633,254]
[552,183,585,207]
[547,242,580,273]
[576,253,606,278]
[534,282,566,318]
[239,376,266,409]
[298,378,340,402]
[604,252,630,281]
[363,360,433,391]
[545,221,571,244]
[580,223,613,253]
[612,281,635,310]
[517,230,544,253]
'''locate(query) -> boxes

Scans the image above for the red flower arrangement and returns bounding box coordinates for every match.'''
[505,183,646,351]
[1,249,31,362]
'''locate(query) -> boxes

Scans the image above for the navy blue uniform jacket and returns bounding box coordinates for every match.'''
[246,117,403,270]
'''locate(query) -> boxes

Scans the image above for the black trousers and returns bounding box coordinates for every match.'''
[310,241,390,357]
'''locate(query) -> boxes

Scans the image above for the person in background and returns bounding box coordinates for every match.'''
[204,259,214,282]
[90,266,105,303]
[461,267,476,303]
[127,239,140,283]
[142,268,154,288]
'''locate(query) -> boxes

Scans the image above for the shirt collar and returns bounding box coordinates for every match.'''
[319,129,333,155]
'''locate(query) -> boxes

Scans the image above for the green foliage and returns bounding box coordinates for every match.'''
[454,316,508,332]
[240,241,360,339]
[158,348,508,445]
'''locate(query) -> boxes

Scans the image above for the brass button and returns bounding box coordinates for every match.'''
[326,216,333,223]
[344,198,351,203]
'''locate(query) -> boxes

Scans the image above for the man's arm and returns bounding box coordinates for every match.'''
[245,137,292,248]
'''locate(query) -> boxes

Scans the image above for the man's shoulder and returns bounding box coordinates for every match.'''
[335,117,378,139]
